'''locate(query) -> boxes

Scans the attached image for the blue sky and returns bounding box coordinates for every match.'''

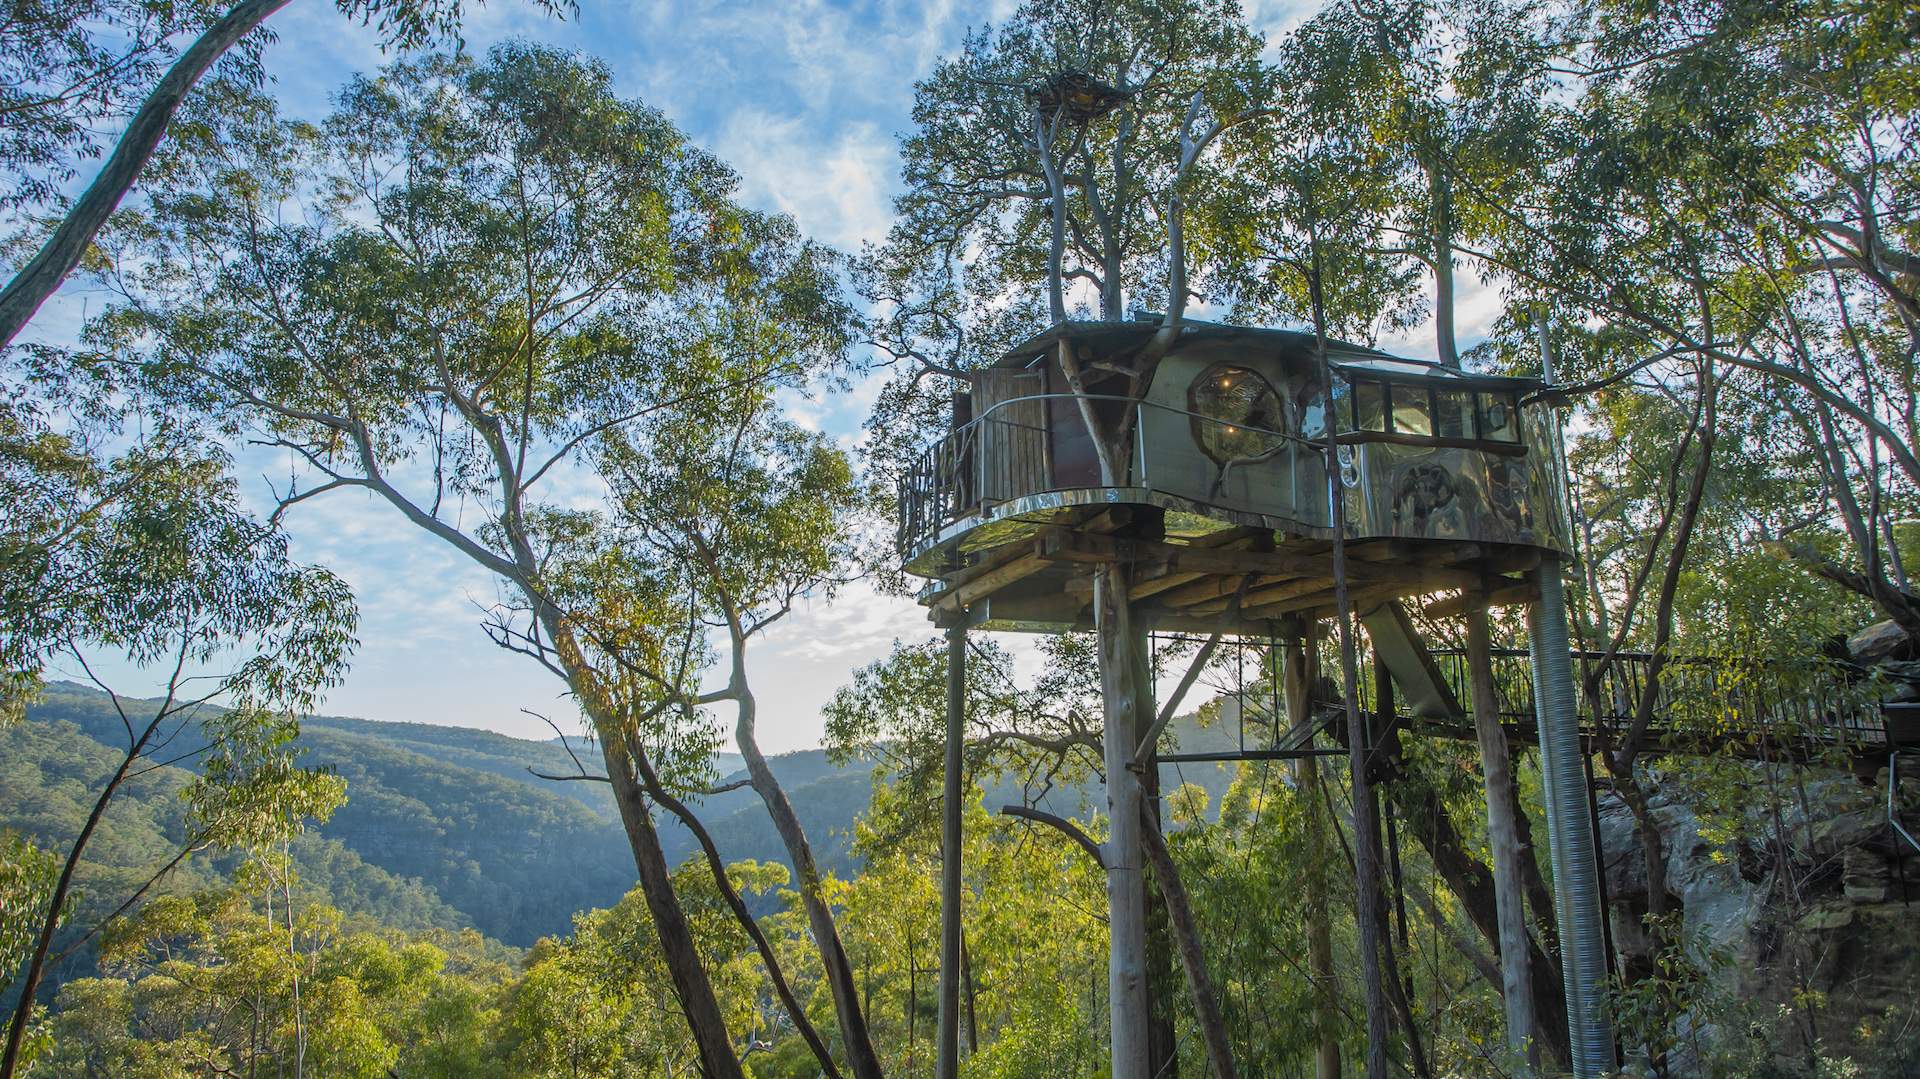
[38,0,1506,752]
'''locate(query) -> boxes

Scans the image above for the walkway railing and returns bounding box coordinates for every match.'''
[1367,646,1894,761]
[1182,634,1900,765]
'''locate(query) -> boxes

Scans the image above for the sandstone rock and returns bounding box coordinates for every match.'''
[1594,763,1920,1068]
[1849,619,1913,665]
[1877,660,1920,702]
[1843,845,1892,903]
[1795,901,1855,932]
[1598,791,1649,900]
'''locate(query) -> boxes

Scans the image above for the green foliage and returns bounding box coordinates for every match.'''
[0,0,573,216]
[0,834,59,996]
[38,872,518,1079]
[7,0,1917,1075]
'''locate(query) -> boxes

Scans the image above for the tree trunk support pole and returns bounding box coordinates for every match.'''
[1097,561,1152,1079]
[937,620,966,1079]
[1286,628,1343,1079]
[1467,606,1541,1068]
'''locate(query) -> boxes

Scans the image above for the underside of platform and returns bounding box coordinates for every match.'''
[919,503,1543,634]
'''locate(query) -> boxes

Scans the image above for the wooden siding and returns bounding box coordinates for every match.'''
[973,369,1049,503]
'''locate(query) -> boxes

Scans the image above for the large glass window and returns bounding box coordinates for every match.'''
[1351,379,1387,433]
[1479,390,1520,443]
[1390,384,1433,436]
[1189,364,1287,463]
[1434,387,1472,438]
[1335,373,1525,448]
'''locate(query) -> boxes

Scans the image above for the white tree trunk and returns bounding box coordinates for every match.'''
[1468,609,1541,1069]
[1096,562,1151,1079]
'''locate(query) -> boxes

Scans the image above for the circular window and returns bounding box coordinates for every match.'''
[1189,364,1287,464]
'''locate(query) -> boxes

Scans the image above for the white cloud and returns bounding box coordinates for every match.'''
[714,113,898,252]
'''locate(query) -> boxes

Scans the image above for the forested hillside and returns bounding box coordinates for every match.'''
[4,684,1239,949]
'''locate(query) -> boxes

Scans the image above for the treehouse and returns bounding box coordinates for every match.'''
[904,318,1629,1076]
[898,319,1573,633]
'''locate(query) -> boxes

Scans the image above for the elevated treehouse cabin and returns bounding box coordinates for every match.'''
[901,319,1621,1076]
[898,319,1571,635]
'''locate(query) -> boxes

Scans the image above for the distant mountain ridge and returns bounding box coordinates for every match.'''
[5,683,1241,950]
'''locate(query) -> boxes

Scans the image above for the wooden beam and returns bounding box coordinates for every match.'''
[1347,539,1486,569]
[1235,576,1339,612]
[1140,612,1302,638]
[1484,546,1544,575]
[922,539,1035,606]
[1293,582,1429,622]
[1254,580,1410,620]
[1042,531,1357,581]
[1078,505,1136,536]
[1157,572,1291,609]
[933,551,1050,614]
[1424,580,1538,619]
[1128,530,1262,601]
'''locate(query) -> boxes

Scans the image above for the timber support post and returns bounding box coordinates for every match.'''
[937,619,966,1079]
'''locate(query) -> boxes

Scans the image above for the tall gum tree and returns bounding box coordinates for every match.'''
[0,453,357,1079]
[0,0,573,350]
[587,333,890,1079]
[86,47,856,1078]
[1454,0,1918,645]
[1200,8,1443,1074]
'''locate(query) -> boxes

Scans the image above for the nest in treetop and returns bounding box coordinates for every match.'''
[1028,70,1129,123]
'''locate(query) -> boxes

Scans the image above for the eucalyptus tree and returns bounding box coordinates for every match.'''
[0,0,572,350]
[90,46,855,1077]
[1339,0,1556,368]
[1200,9,1435,1074]
[889,0,1274,472]
[1437,9,1912,1054]
[1451,0,1920,640]
[588,356,891,1077]
[0,453,357,1079]
[827,633,1110,840]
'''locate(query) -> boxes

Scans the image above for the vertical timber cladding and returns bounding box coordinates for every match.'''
[972,369,1047,504]
[1043,351,1102,488]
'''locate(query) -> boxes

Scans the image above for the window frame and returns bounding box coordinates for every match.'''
[1187,362,1292,465]
[1333,370,1529,452]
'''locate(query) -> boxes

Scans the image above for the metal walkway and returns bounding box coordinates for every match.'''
[1155,602,1912,770]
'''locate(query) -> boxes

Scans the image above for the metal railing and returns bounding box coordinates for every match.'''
[896,394,1324,558]
[1181,636,1900,765]
[1373,646,1891,759]
[896,414,1051,557]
